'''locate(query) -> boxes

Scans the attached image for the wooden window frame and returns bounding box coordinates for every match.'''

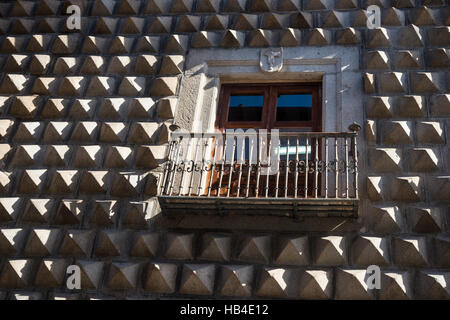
[217,83,322,131]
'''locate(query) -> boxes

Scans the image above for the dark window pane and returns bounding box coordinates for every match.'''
[228,95,263,122]
[276,94,312,122]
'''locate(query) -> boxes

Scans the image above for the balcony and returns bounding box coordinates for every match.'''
[158,126,360,218]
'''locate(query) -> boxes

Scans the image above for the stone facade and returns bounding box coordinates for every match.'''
[0,0,448,300]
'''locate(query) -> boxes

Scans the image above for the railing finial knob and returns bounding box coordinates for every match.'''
[348,122,361,132]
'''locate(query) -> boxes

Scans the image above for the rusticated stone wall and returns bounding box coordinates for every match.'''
[0,0,448,300]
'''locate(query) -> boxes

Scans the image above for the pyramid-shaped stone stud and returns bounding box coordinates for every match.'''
[79,170,108,195]
[41,98,69,119]
[52,34,80,54]
[165,34,189,53]
[53,57,79,74]
[136,36,160,53]
[147,16,172,34]
[144,172,159,196]
[382,7,405,26]
[17,169,47,194]
[279,28,301,46]
[238,235,271,263]
[0,74,29,94]
[397,24,424,48]
[42,121,72,142]
[93,17,117,35]
[23,228,60,256]
[4,54,29,72]
[224,0,246,12]
[415,271,450,299]
[59,229,95,257]
[204,15,229,30]
[428,27,450,47]
[364,51,389,69]
[117,0,141,14]
[9,95,40,119]
[199,233,231,262]
[176,15,201,33]
[26,35,53,53]
[86,76,115,96]
[0,259,34,288]
[379,271,413,300]
[69,99,97,119]
[91,0,116,15]
[416,121,445,144]
[366,120,376,143]
[21,198,53,223]
[274,235,310,265]
[382,121,413,144]
[10,145,41,167]
[393,236,428,266]
[1,36,27,53]
[10,0,35,16]
[233,14,258,30]
[150,77,179,96]
[0,228,27,255]
[0,119,14,140]
[321,10,346,28]
[121,17,144,34]
[160,55,184,75]
[11,123,37,143]
[425,48,450,69]
[170,0,194,13]
[256,267,299,298]
[393,50,420,69]
[278,0,301,10]
[73,145,103,168]
[58,77,87,96]
[144,0,171,13]
[109,36,135,54]
[393,0,415,8]
[165,232,194,260]
[429,94,450,117]
[314,236,346,266]
[192,31,221,48]
[179,264,215,295]
[80,56,105,74]
[408,207,442,233]
[220,30,245,48]
[378,72,406,93]
[435,236,450,267]
[370,205,402,233]
[410,7,438,26]
[88,200,118,226]
[121,201,154,227]
[9,291,43,300]
[75,260,104,290]
[351,236,389,266]
[130,232,159,257]
[82,36,109,54]
[408,148,439,172]
[335,268,374,299]
[157,98,177,119]
[396,95,424,117]
[143,263,177,293]
[197,0,220,12]
[367,28,392,48]
[95,230,130,257]
[36,17,60,33]
[54,199,84,225]
[248,29,274,47]
[262,13,289,29]
[107,56,132,74]
[110,171,143,197]
[118,77,146,96]
[98,98,127,119]
[250,0,272,11]
[32,76,59,95]
[0,172,11,195]
[47,170,79,195]
[306,28,330,46]
[34,259,70,288]
[336,27,361,45]
[391,176,422,202]
[369,148,401,172]
[106,262,141,290]
[134,55,158,74]
[135,145,167,169]
[428,176,450,203]
[0,144,10,167]
[411,72,441,93]
[217,265,253,297]
[128,97,155,118]
[297,269,333,299]
[363,73,376,93]
[99,122,128,143]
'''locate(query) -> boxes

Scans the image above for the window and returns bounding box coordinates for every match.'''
[217,83,322,131]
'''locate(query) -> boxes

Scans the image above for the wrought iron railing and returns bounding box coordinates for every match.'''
[159,128,359,201]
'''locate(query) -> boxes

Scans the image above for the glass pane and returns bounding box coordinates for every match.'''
[276,94,312,122]
[228,95,264,122]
